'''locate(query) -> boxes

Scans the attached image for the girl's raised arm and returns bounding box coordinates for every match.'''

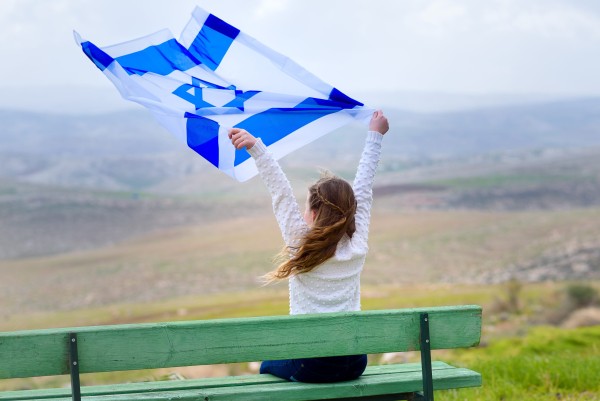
[352,111,388,249]
[230,129,309,248]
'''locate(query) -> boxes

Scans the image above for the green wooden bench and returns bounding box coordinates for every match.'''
[0,305,482,401]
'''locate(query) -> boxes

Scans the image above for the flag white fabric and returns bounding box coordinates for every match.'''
[75,6,373,181]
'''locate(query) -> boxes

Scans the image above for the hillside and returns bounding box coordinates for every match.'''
[1,96,600,192]
[1,143,599,260]
[2,205,599,318]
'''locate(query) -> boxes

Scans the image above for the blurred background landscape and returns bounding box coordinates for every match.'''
[1,1,600,400]
[1,91,599,399]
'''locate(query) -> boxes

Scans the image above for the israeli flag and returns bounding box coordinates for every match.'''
[75,6,372,181]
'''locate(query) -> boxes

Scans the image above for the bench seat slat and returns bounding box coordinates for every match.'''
[0,306,481,379]
[0,362,455,400]
[1,363,480,401]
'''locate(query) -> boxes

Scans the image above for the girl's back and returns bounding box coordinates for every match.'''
[228,110,389,383]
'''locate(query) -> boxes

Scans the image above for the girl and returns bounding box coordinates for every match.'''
[228,110,389,383]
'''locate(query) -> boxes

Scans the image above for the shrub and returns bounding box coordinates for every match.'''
[542,283,600,326]
[489,278,523,316]
[566,284,599,309]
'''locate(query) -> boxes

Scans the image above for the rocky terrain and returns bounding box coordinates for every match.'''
[477,242,600,284]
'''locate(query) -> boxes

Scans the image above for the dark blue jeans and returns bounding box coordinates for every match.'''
[260,354,368,383]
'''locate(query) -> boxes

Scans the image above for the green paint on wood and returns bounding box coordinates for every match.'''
[0,306,481,379]
[0,363,460,401]
[3,365,480,401]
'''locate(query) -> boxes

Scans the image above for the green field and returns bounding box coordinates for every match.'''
[439,325,600,401]
[429,172,583,189]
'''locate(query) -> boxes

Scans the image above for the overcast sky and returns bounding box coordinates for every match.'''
[1,0,599,112]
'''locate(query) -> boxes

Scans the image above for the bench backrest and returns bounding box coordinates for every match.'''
[0,305,481,379]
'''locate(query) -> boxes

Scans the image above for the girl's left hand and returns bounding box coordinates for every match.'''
[229,128,257,150]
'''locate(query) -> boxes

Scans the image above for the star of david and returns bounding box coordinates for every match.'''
[172,77,258,111]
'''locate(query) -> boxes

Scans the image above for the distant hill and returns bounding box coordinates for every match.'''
[390,97,600,158]
[1,96,599,191]
[0,109,198,190]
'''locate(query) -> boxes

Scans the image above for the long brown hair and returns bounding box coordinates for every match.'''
[265,173,357,282]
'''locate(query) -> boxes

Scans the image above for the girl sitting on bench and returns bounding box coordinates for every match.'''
[228,110,389,383]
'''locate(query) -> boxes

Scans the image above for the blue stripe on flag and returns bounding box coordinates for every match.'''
[81,41,114,71]
[329,88,363,107]
[232,104,341,166]
[300,97,360,110]
[185,113,220,167]
[187,14,240,70]
[115,39,199,76]
[205,14,240,40]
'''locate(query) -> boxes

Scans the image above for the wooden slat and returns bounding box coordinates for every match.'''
[39,366,481,401]
[0,373,284,401]
[0,306,481,379]
[0,362,457,401]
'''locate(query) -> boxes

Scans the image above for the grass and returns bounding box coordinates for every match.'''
[438,325,600,401]
[2,281,583,331]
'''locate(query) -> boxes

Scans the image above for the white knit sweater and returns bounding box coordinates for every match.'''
[248,131,384,315]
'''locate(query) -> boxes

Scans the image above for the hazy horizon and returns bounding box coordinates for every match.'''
[0,84,595,115]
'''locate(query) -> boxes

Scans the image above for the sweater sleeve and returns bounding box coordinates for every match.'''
[352,131,384,248]
[248,139,309,247]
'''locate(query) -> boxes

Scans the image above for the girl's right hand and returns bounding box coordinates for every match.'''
[369,110,389,135]
[229,128,257,150]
